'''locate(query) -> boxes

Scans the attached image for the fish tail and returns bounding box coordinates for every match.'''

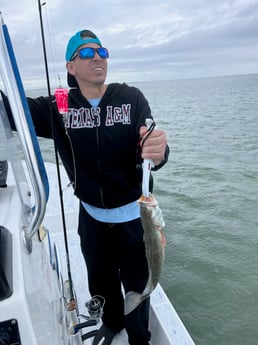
[124,290,146,315]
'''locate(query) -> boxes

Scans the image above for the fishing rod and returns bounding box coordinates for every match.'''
[37,0,75,305]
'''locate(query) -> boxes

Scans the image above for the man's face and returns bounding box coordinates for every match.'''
[66,43,108,86]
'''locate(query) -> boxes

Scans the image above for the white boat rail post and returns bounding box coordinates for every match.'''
[0,13,49,253]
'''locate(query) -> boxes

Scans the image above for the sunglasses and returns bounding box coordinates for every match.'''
[72,47,109,60]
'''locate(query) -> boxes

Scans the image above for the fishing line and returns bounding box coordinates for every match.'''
[37,0,75,303]
[40,0,60,87]
[140,120,156,147]
[136,119,156,164]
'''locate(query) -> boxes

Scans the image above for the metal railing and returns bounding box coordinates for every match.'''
[0,14,49,253]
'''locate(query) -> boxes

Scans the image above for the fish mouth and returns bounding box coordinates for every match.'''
[138,193,157,205]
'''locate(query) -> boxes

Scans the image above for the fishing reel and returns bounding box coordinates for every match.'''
[85,295,105,321]
[66,295,105,343]
[67,296,105,343]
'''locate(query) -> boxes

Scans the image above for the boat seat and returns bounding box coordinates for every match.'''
[0,226,12,301]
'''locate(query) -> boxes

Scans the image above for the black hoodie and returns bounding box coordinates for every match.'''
[3,82,169,208]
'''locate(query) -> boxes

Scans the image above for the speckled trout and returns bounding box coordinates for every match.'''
[124,118,166,315]
[124,193,166,315]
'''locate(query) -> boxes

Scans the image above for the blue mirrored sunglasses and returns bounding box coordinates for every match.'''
[72,47,109,60]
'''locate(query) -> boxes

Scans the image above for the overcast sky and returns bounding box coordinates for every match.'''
[1,0,258,89]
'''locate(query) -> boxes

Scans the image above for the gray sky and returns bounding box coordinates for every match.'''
[1,0,258,89]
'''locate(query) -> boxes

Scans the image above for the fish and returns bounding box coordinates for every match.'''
[124,193,166,315]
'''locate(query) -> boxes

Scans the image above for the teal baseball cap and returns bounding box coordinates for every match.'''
[66,29,102,61]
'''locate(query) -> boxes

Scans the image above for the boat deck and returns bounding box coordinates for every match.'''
[52,228,195,345]
[43,163,195,345]
[1,161,195,345]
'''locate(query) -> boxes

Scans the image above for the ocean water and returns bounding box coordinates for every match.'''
[29,74,258,345]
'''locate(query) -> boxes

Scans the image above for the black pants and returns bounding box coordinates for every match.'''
[78,203,151,345]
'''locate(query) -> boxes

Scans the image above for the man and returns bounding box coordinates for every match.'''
[3,29,169,345]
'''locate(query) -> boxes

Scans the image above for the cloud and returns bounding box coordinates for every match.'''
[0,0,257,88]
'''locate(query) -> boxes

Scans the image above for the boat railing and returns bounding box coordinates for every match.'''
[0,14,49,253]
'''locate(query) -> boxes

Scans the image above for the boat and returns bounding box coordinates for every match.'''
[0,11,196,345]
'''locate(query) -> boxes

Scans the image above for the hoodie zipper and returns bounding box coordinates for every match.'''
[65,128,77,191]
[95,126,105,207]
[66,124,105,208]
